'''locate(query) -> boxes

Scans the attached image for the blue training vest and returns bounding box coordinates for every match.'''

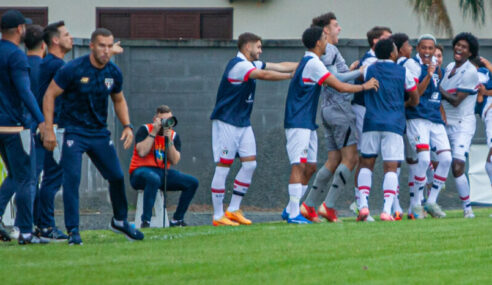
[363,61,407,135]
[284,56,324,130]
[210,57,258,127]
[475,67,492,117]
[403,57,444,124]
[352,50,375,106]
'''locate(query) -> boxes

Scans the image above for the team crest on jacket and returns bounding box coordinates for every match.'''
[105,78,114,90]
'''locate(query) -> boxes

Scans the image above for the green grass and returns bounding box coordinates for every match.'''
[2,209,492,285]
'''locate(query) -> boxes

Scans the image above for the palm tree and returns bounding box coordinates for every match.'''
[409,0,485,38]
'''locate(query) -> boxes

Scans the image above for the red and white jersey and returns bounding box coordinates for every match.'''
[440,60,479,124]
[227,52,265,84]
[301,51,331,85]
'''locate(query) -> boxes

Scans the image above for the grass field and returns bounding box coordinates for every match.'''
[1,209,492,285]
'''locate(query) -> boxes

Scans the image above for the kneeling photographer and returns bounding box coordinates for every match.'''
[129,105,198,227]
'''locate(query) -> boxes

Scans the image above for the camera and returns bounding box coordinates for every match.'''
[161,116,177,129]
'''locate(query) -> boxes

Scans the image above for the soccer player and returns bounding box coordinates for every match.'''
[42,28,143,244]
[351,26,392,221]
[357,38,419,222]
[472,57,492,188]
[0,10,47,244]
[439,32,480,218]
[301,12,363,223]
[398,34,452,219]
[35,20,73,241]
[210,32,297,226]
[284,26,378,223]
[25,24,46,231]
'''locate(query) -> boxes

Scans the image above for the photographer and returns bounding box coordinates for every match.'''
[129,105,198,227]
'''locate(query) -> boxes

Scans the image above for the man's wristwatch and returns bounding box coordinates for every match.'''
[123,123,134,130]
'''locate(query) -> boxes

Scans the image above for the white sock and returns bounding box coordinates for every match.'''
[392,168,403,213]
[288,183,302,218]
[383,172,398,214]
[301,185,308,200]
[228,161,256,212]
[22,233,32,239]
[428,151,451,204]
[211,166,230,219]
[357,168,372,209]
[455,174,471,211]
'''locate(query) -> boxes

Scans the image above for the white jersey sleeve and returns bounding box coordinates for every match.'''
[404,68,417,91]
[253,60,265,69]
[362,56,377,67]
[302,58,331,85]
[228,60,257,83]
[404,59,422,83]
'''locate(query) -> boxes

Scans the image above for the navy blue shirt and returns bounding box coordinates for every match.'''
[27,55,43,128]
[403,57,444,124]
[363,60,416,135]
[38,53,65,123]
[54,55,123,135]
[210,54,264,127]
[0,39,44,127]
[475,67,492,117]
[284,54,330,130]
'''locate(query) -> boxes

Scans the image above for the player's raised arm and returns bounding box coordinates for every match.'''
[248,68,292,81]
[42,79,64,150]
[323,73,378,93]
[264,62,298,73]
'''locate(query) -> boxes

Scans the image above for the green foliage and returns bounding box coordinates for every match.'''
[1,209,492,284]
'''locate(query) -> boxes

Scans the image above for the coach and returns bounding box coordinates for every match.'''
[129,105,198,228]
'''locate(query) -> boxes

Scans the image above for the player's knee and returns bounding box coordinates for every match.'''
[451,160,465,177]
[241,160,257,172]
[437,151,452,169]
[305,163,317,176]
[141,171,161,187]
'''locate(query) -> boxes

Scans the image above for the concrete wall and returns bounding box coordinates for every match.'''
[61,38,491,214]
[3,0,492,39]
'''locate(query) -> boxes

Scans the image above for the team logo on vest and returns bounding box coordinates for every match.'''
[67,140,74,147]
[245,93,254,103]
[105,78,114,90]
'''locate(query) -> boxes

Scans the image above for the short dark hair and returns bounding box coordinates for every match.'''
[24,24,44,50]
[156,105,172,114]
[311,12,337,28]
[436,44,444,53]
[367,26,392,48]
[237,32,261,50]
[390,33,409,53]
[375,38,395,60]
[90,28,113,43]
[302,26,324,49]
[452,32,479,59]
[43,20,64,47]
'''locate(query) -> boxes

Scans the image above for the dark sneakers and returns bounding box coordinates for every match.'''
[0,220,11,242]
[68,229,83,245]
[18,233,50,245]
[170,219,187,227]
[40,227,69,242]
[110,218,144,241]
[140,221,150,228]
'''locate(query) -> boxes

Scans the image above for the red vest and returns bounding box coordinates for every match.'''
[129,124,175,174]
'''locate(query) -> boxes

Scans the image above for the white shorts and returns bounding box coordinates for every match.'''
[212,120,256,164]
[285,128,317,164]
[483,108,492,148]
[351,104,366,151]
[360,131,404,161]
[446,116,476,161]
[406,119,451,155]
